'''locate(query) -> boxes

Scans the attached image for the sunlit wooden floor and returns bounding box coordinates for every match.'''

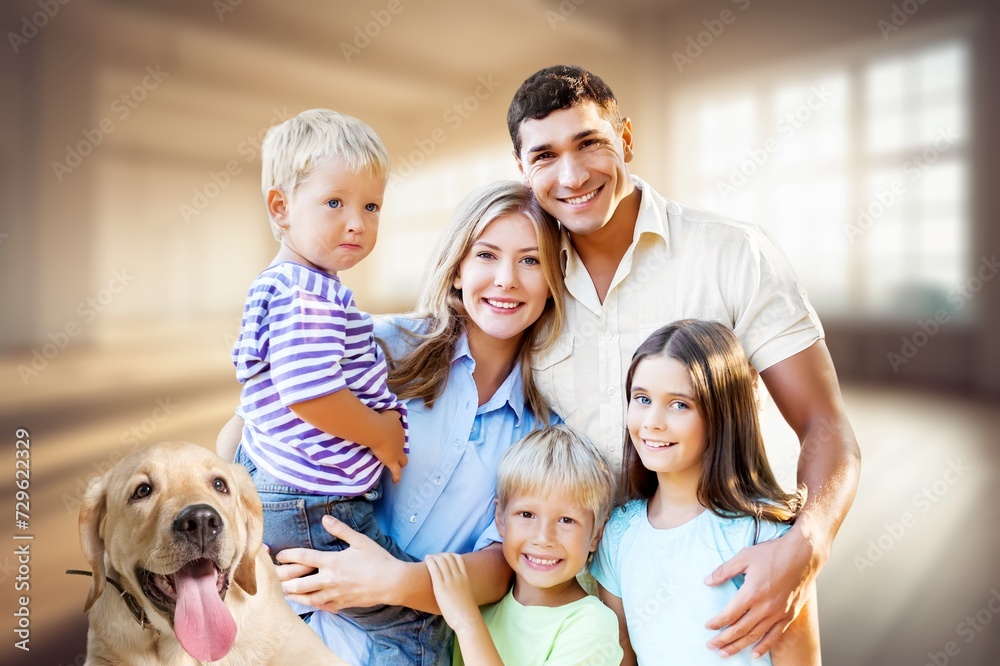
[1,344,997,666]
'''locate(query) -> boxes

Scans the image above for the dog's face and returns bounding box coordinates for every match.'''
[79,441,263,662]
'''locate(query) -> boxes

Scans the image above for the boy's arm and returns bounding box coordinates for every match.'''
[597,583,637,666]
[706,340,860,657]
[289,389,406,482]
[770,582,820,666]
[276,516,512,614]
[426,553,505,666]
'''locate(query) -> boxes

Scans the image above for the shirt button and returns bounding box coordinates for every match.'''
[433,477,441,486]
[605,332,613,340]
[607,387,616,395]
[409,515,417,523]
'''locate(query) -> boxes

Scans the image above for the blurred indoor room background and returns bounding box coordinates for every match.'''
[1,1,997,664]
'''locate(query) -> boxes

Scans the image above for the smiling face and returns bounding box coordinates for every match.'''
[626,354,707,488]
[515,102,635,239]
[78,441,263,661]
[269,155,385,275]
[496,489,600,606]
[453,213,551,355]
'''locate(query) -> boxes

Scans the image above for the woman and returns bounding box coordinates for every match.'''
[219,180,564,664]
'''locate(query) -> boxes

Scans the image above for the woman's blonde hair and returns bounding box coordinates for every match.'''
[385,180,564,422]
[260,108,390,239]
[496,425,616,529]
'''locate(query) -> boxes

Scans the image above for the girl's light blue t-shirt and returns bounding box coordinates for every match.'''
[591,499,790,666]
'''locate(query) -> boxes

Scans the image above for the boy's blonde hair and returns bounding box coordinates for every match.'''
[496,425,616,529]
[260,108,390,239]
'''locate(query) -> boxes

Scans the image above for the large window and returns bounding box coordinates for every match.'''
[671,36,969,320]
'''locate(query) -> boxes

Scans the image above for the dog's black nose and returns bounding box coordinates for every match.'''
[173,504,223,552]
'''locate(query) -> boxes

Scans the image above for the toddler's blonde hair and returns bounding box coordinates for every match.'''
[260,108,389,239]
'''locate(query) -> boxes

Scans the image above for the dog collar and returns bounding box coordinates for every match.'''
[67,569,158,633]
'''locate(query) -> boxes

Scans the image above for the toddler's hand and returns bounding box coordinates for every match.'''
[374,410,407,482]
[384,451,408,484]
[426,553,480,635]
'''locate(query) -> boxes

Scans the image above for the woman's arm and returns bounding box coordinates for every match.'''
[426,553,504,666]
[216,413,244,462]
[276,515,512,614]
[597,583,637,666]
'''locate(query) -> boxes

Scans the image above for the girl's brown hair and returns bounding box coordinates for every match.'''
[383,180,564,422]
[621,319,803,525]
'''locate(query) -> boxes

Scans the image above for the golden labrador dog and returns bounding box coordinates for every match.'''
[77,440,346,665]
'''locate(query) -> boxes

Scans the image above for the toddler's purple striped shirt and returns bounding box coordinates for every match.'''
[233,262,407,494]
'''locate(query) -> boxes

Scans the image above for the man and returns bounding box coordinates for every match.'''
[509,65,860,659]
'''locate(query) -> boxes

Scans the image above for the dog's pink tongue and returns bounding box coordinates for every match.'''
[173,559,237,662]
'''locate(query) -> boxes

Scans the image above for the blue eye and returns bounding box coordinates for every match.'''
[476,251,496,260]
[327,199,342,208]
[365,203,379,212]
[672,401,689,410]
[634,395,651,406]
[522,256,541,266]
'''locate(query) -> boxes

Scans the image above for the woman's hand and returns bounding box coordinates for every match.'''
[274,515,404,612]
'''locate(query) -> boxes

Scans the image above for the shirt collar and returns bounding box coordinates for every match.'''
[452,331,526,424]
[558,175,673,272]
[630,175,672,242]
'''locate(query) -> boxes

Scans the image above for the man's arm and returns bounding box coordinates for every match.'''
[771,582,821,666]
[277,516,512,614]
[705,339,860,658]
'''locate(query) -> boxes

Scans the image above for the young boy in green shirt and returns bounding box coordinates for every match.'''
[426,425,623,665]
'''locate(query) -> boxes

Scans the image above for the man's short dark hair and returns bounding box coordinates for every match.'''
[507,65,624,157]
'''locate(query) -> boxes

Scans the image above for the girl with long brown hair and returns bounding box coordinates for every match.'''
[591,319,820,665]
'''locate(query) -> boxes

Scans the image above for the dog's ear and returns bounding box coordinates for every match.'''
[231,463,262,595]
[79,473,109,612]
